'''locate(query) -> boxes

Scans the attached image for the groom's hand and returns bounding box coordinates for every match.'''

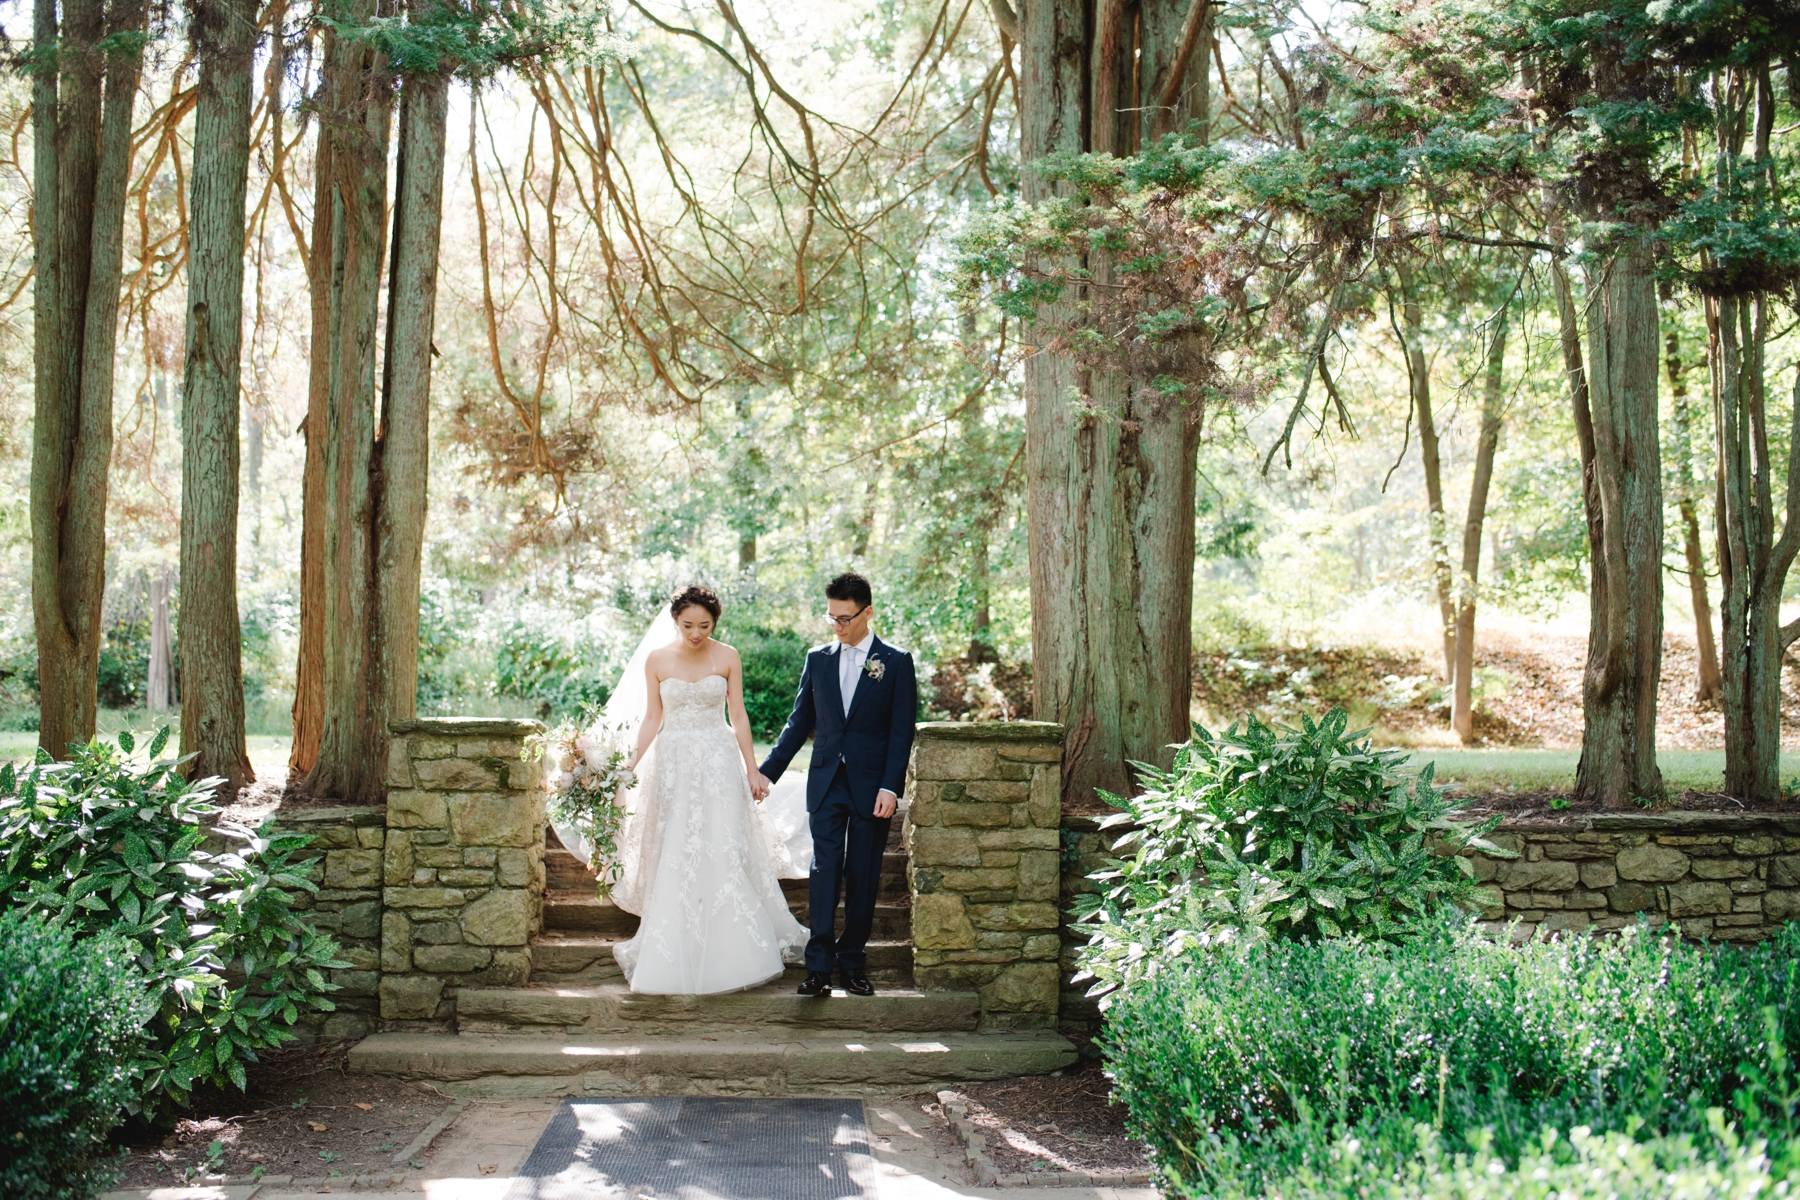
[873,789,897,819]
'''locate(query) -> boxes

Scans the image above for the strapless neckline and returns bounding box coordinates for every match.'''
[662,675,727,688]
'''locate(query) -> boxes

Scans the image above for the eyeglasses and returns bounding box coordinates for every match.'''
[823,605,870,628]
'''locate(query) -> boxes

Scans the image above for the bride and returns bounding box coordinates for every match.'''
[555,586,809,994]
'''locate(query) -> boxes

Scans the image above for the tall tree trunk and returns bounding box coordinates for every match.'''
[1573,245,1664,807]
[962,389,997,664]
[1711,68,1793,804]
[1451,309,1509,743]
[1714,292,1797,802]
[299,2,394,803]
[1402,287,1455,680]
[1022,0,1206,805]
[372,64,449,745]
[1666,329,1722,705]
[289,114,329,778]
[31,0,145,757]
[179,0,258,791]
[148,570,172,711]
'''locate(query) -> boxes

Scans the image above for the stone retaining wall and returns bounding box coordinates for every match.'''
[1055,810,1800,1031]
[1057,814,1112,1031]
[378,717,548,1025]
[1471,812,1800,940]
[274,805,387,1041]
[906,721,1066,1030]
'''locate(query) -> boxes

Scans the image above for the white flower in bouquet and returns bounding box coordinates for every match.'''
[526,719,635,894]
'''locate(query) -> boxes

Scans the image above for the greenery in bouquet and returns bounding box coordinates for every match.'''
[530,719,637,893]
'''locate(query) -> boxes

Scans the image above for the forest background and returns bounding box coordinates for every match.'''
[0,0,1794,798]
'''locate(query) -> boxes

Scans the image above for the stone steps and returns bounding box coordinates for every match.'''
[541,892,915,942]
[347,1028,1077,1097]
[545,848,910,902]
[529,934,914,985]
[455,980,980,1035]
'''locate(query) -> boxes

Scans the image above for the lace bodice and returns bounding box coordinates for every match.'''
[658,674,729,731]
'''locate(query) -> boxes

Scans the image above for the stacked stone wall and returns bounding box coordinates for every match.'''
[1470,813,1800,940]
[906,721,1066,1030]
[274,805,386,1041]
[1055,811,1800,1032]
[378,717,548,1025]
[1057,814,1112,1031]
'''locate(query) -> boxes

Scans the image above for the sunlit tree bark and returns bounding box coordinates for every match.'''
[179,0,260,791]
[1569,244,1664,808]
[296,2,394,802]
[1020,0,1209,806]
[1665,329,1722,705]
[30,0,147,757]
[1401,284,1455,680]
[1450,308,1509,743]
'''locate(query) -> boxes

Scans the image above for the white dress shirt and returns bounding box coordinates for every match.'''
[836,630,875,716]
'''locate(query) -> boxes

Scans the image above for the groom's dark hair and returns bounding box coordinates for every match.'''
[825,572,873,608]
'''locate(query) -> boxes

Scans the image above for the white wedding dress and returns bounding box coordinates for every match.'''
[548,611,811,994]
[604,674,808,993]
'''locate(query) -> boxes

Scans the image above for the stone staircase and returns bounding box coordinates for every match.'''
[350,815,1077,1096]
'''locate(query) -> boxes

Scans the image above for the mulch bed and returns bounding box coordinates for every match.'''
[913,1044,1151,1180]
[111,1041,450,1188]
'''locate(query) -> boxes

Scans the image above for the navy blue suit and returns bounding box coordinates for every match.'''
[760,636,917,975]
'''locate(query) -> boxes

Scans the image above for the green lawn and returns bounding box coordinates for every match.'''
[0,720,292,778]
[1405,747,1782,795]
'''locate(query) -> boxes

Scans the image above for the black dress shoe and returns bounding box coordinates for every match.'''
[841,972,875,997]
[796,971,833,996]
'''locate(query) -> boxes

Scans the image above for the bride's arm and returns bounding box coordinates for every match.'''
[627,655,662,769]
[724,650,765,792]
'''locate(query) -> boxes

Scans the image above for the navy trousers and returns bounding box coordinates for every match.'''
[806,765,891,975]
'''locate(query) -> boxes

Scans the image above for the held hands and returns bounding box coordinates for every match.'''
[873,789,897,820]
[748,769,771,802]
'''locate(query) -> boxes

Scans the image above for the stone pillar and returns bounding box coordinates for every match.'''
[273,805,386,1041]
[905,721,1064,1030]
[380,717,547,1025]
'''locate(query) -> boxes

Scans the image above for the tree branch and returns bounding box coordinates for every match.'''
[986,0,1017,42]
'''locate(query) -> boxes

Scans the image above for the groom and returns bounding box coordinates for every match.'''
[760,572,917,997]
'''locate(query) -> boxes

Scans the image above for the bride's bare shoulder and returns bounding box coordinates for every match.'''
[643,645,677,675]
[709,640,742,665]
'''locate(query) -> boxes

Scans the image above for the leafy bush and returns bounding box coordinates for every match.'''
[1103,922,1800,1195]
[0,730,346,1108]
[732,624,809,739]
[1164,1113,1794,1200]
[0,910,152,1200]
[1073,708,1508,994]
[495,621,613,719]
[96,616,152,709]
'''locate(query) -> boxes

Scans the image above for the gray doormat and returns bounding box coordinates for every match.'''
[503,1097,877,1200]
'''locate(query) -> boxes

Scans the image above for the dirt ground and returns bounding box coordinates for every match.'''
[1192,629,1800,755]
[112,1042,450,1188]
[917,1047,1150,1180]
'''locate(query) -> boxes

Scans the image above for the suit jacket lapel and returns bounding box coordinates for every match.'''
[819,645,846,728]
[844,636,882,726]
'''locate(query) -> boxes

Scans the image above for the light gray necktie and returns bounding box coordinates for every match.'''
[840,645,861,716]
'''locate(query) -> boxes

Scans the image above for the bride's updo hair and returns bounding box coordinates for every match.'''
[669,585,722,623]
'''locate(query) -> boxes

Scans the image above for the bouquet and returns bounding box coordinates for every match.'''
[528,720,636,894]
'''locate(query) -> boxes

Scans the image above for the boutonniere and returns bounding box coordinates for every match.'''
[863,656,886,682]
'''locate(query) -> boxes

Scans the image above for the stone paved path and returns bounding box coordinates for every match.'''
[102,1096,1157,1200]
